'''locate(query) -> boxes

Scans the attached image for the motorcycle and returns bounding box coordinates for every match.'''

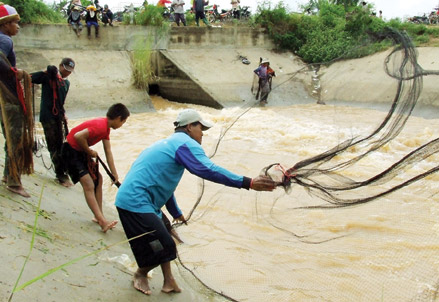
[408,14,429,24]
[239,6,251,19]
[163,6,175,22]
[229,5,251,20]
[205,4,231,23]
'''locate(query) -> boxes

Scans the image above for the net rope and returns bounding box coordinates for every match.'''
[174,27,439,301]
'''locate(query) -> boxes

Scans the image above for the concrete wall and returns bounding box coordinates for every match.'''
[152,51,223,108]
[15,24,273,51]
[15,24,168,51]
[168,26,273,49]
[14,24,276,109]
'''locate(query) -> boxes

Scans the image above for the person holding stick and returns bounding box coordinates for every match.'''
[62,103,130,232]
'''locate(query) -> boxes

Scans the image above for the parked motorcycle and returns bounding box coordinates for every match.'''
[230,5,251,20]
[239,6,251,19]
[163,6,175,22]
[205,4,231,23]
[408,14,429,24]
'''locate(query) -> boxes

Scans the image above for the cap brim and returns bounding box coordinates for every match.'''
[200,119,213,130]
[63,64,74,72]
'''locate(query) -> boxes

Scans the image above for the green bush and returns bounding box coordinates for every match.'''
[4,0,64,24]
[298,27,354,63]
[122,4,166,26]
[414,34,430,45]
[185,11,196,26]
[253,0,437,63]
[426,26,439,37]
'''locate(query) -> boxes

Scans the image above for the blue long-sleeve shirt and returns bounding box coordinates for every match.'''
[115,131,251,218]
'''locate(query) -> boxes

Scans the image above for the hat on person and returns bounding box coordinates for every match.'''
[174,109,213,130]
[260,58,269,64]
[86,5,96,10]
[61,57,75,72]
[0,2,20,25]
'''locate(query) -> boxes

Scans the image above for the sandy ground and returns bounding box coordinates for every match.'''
[319,47,439,107]
[2,44,439,301]
[0,134,227,302]
[16,49,154,119]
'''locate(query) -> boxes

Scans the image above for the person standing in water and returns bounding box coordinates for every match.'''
[254,58,276,106]
[115,108,276,295]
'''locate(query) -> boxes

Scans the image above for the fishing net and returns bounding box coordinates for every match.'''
[261,28,439,209]
[174,27,439,302]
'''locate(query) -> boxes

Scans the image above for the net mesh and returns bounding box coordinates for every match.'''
[175,27,439,302]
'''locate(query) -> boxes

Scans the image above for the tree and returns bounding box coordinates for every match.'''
[330,0,360,10]
[301,0,361,15]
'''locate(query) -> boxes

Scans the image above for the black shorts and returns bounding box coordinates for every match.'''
[117,207,177,268]
[195,11,205,19]
[61,142,89,184]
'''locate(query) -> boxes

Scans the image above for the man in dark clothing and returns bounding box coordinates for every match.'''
[193,0,210,27]
[0,2,34,198]
[102,4,114,26]
[85,5,99,38]
[68,5,83,37]
[31,58,75,186]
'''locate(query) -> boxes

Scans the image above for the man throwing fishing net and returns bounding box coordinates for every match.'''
[115,108,276,295]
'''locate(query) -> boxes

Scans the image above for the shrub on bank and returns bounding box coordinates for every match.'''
[4,0,64,24]
[253,0,439,63]
[123,4,165,26]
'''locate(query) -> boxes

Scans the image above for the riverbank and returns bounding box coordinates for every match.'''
[0,123,227,302]
[3,25,439,301]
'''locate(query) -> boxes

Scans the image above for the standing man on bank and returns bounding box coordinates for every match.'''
[193,0,210,27]
[172,0,186,26]
[31,58,75,187]
[0,2,34,198]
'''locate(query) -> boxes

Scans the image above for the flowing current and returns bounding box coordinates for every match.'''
[68,94,439,302]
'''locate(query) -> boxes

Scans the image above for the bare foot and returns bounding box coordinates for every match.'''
[161,278,182,293]
[93,217,116,229]
[100,220,118,233]
[133,271,152,295]
[7,186,30,198]
[58,179,73,187]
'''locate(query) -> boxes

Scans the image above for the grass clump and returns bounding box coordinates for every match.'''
[123,4,166,26]
[131,36,156,91]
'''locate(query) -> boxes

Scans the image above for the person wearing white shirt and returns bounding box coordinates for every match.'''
[171,0,186,26]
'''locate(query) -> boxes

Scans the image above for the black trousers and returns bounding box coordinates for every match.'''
[42,119,68,179]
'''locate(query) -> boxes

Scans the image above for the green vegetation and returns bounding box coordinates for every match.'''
[131,35,156,91]
[6,0,439,64]
[123,4,165,26]
[3,0,64,24]
[253,0,439,63]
